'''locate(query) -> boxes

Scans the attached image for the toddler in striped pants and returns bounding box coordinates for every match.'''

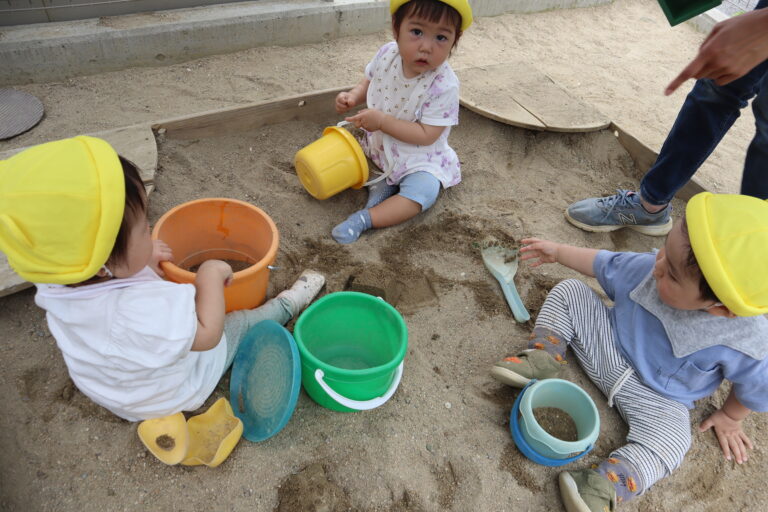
[491,193,768,511]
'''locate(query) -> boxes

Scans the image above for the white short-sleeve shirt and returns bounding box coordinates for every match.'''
[363,41,461,188]
[35,267,227,421]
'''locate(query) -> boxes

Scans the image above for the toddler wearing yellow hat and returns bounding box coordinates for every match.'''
[0,136,325,421]
[330,0,471,244]
[488,192,768,511]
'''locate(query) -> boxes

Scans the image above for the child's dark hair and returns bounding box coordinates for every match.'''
[393,0,463,47]
[681,216,719,303]
[106,156,148,269]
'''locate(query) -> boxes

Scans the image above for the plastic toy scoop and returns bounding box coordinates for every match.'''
[182,398,243,467]
[137,397,243,468]
[480,243,530,323]
[137,412,189,465]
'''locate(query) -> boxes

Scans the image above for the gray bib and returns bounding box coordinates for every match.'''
[629,270,768,360]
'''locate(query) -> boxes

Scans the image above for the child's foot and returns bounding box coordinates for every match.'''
[559,469,617,512]
[489,349,561,388]
[277,270,326,316]
[332,209,372,244]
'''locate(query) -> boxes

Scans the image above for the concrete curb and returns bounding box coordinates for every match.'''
[0,0,612,85]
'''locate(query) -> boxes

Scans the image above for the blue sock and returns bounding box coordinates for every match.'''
[332,209,372,244]
[365,180,398,209]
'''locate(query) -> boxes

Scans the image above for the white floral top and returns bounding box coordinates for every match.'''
[363,41,461,188]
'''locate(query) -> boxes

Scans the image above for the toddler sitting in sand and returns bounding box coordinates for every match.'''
[331,0,471,244]
[491,193,768,511]
[0,136,324,421]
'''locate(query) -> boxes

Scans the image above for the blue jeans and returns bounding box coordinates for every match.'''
[640,0,768,205]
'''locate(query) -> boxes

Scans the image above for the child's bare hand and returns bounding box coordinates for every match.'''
[335,92,356,114]
[519,238,560,267]
[700,409,754,464]
[150,239,173,277]
[346,109,386,132]
[197,259,234,287]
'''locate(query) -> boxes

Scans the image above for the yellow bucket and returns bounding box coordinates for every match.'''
[294,125,369,200]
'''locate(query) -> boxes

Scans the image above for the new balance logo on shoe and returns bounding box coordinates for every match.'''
[617,213,637,225]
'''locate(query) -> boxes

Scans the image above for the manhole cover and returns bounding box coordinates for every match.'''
[0,88,44,140]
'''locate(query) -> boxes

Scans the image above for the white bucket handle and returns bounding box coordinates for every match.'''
[336,120,392,187]
[314,362,404,411]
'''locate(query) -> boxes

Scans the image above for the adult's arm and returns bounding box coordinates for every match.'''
[666,8,768,95]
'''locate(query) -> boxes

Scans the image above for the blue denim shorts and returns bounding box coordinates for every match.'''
[398,171,442,210]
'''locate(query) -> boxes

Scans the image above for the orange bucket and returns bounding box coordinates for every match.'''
[152,198,279,312]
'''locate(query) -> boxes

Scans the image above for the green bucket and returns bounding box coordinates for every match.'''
[293,292,408,412]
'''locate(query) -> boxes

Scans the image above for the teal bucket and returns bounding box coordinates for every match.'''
[293,292,408,412]
[518,379,599,460]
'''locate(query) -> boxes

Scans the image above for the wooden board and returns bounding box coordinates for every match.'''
[458,67,545,131]
[0,124,157,298]
[611,122,658,176]
[155,87,347,140]
[457,62,610,133]
[95,124,158,191]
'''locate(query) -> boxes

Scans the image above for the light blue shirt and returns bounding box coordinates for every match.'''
[594,250,768,411]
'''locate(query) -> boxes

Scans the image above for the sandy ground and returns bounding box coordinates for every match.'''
[0,1,764,511]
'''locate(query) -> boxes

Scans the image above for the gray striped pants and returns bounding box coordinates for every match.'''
[537,279,691,493]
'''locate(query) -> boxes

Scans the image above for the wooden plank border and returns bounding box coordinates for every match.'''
[154,87,349,140]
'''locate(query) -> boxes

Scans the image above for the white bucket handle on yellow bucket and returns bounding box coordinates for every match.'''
[336,120,392,187]
[314,361,404,411]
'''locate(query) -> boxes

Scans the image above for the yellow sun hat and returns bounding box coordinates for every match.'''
[390,0,473,31]
[0,136,125,284]
[686,192,768,317]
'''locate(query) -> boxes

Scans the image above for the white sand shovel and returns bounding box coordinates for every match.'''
[481,244,530,323]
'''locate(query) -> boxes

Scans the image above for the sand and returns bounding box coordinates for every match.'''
[0,1,763,511]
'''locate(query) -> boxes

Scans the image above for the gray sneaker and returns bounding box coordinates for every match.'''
[559,469,617,512]
[490,349,561,388]
[565,189,672,236]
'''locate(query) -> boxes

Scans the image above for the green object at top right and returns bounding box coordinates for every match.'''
[657,0,722,26]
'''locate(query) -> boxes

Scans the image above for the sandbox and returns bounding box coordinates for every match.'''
[0,64,702,299]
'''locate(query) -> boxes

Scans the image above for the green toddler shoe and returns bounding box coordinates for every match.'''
[559,469,617,512]
[489,349,561,388]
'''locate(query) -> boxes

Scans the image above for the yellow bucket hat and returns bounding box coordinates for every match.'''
[687,192,768,317]
[0,136,124,284]
[390,0,473,31]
